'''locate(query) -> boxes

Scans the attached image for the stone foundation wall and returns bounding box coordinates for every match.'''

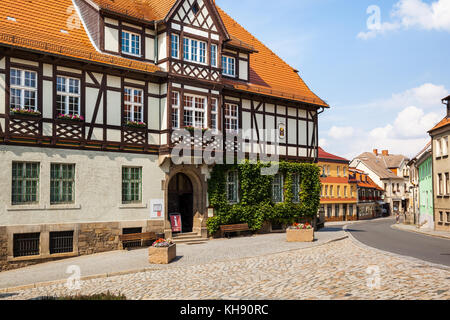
[0,226,7,271]
[0,220,165,272]
[78,222,121,256]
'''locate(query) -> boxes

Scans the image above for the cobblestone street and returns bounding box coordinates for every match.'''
[1,237,449,300]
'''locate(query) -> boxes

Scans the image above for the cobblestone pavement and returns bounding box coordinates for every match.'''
[1,238,449,300]
[0,229,346,289]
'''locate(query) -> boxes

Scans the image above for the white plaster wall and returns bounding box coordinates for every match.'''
[10,58,38,67]
[239,60,248,81]
[288,118,297,145]
[0,145,165,226]
[86,87,103,124]
[104,26,119,52]
[0,57,5,69]
[158,32,167,61]
[107,91,121,126]
[298,120,307,145]
[145,37,155,61]
[42,80,53,119]
[148,97,160,131]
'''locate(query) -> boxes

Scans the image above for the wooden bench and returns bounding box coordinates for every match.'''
[220,223,251,238]
[119,232,157,249]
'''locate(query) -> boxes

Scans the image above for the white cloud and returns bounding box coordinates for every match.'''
[319,138,328,148]
[321,83,447,159]
[358,0,450,39]
[328,126,355,139]
[364,83,447,111]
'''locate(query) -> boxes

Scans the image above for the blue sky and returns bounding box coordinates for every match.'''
[216,0,450,159]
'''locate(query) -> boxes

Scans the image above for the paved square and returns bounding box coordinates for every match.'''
[1,238,449,300]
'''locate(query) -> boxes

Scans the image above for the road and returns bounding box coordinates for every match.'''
[345,218,450,267]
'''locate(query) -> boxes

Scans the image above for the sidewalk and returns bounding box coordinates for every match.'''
[0,227,347,291]
[392,223,450,240]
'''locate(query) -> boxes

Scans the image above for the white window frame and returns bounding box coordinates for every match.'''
[226,170,239,204]
[211,97,218,131]
[222,55,236,77]
[171,34,179,59]
[10,68,38,111]
[56,76,81,116]
[124,87,144,123]
[224,103,239,132]
[183,93,207,128]
[121,30,141,57]
[171,91,180,128]
[272,173,284,203]
[183,37,207,65]
[211,44,218,67]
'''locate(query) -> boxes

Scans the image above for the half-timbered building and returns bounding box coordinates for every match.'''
[0,0,328,269]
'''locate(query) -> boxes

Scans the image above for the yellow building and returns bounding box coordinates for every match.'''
[318,148,357,221]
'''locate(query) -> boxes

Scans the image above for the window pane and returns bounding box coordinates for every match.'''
[122,167,142,204]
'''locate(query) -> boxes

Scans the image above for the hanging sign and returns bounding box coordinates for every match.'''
[170,214,182,233]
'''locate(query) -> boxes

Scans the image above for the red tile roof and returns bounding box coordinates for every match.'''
[0,0,328,107]
[429,116,450,133]
[318,147,349,162]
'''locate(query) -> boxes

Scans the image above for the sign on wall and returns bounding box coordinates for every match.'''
[150,199,164,220]
[278,120,286,141]
[170,214,182,233]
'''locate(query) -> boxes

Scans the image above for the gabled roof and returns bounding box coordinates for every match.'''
[0,0,328,107]
[429,117,450,133]
[318,147,349,163]
[348,168,384,191]
[353,152,407,180]
[0,0,161,74]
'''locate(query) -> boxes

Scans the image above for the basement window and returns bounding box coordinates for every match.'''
[49,231,74,254]
[13,233,40,257]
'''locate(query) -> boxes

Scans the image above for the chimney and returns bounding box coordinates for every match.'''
[443,96,450,118]
[373,149,378,156]
[382,150,389,156]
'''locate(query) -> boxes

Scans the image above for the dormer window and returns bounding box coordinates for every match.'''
[222,56,235,77]
[183,38,207,64]
[121,31,141,56]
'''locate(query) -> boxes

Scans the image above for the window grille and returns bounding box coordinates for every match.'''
[49,231,74,254]
[50,164,75,204]
[13,233,40,257]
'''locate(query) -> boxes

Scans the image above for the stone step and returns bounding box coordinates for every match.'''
[172,233,200,239]
[172,238,208,245]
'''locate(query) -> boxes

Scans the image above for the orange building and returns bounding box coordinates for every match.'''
[349,168,385,220]
[318,148,357,222]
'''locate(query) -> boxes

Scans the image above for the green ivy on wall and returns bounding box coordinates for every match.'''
[206,160,321,235]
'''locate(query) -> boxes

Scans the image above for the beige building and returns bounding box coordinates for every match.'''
[350,150,411,216]
[428,96,450,232]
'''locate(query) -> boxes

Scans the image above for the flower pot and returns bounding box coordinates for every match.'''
[286,228,314,242]
[148,243,176,264]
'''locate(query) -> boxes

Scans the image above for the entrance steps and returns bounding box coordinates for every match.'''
[172,232,208,245]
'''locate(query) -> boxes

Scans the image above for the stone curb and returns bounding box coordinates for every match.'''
[390,224,450,240]
[0,233,349,295]
[343,224,450,272]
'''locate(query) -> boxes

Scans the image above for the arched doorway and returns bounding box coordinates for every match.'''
[168,173,194,233]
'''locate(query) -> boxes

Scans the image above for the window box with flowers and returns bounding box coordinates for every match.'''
[184,126,209,134]
[57,113,84,122]
[125,121,147,129]
[286,222,314,242]
[10,107,41,118]
[148,239,176,264]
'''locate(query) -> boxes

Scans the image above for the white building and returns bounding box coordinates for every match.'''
[0,0,328,270]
